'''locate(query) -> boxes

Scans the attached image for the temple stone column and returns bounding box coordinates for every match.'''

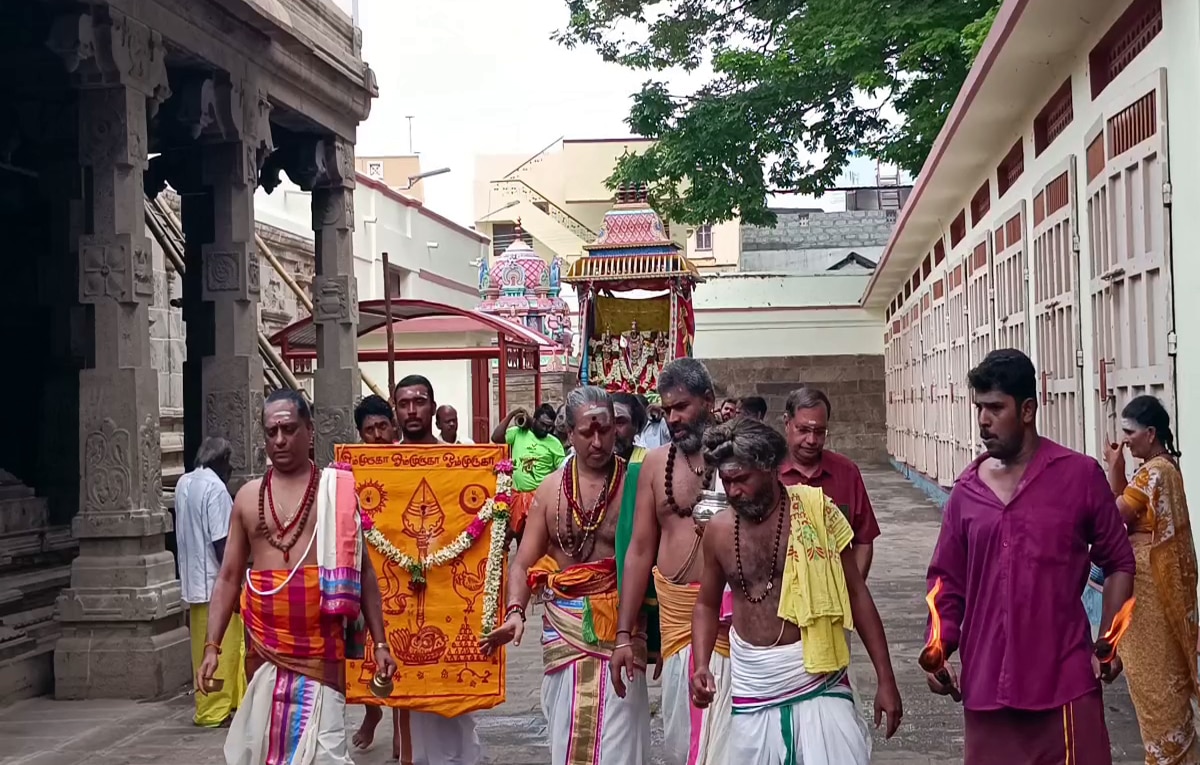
[310,138,361,465]
[48,9,189,699]
[193,81,273,492]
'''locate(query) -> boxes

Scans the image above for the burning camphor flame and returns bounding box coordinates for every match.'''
[1096,597,1137,663]
[919,577,946,671]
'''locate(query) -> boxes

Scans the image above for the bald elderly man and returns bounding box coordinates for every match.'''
[435,404,473,444]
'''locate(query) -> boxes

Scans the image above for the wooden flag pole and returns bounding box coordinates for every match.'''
[382,251,397,404]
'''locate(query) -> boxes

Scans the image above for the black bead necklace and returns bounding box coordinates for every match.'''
[733,484,788,604]
[664,442,714,518]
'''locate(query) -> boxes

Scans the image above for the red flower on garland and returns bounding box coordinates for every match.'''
[465,516,487,539]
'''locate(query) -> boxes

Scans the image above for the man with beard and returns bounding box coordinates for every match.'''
[612,358,731,765]
[719,398,739,423]
[352,383,483,764]
[926,349,1134,764]
[691,417,902,764]
[480,386,650,765]
[197,390,396,765]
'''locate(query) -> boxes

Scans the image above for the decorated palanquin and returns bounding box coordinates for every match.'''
[334,443,513,716]
[563,186,701,394]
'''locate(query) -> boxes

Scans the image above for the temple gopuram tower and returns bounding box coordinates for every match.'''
[477,221,573,370]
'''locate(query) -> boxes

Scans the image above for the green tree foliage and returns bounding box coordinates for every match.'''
[555,0,1002,225]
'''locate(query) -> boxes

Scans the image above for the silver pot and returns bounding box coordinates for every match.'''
[693,489,728,528]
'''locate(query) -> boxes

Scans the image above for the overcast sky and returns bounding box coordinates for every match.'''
[343,0,898,225]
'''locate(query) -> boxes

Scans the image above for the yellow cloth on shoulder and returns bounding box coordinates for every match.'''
[777,484,855,673]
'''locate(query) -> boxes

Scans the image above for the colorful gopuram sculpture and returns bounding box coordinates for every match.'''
[477,222,574,354]
[564,186,701,394]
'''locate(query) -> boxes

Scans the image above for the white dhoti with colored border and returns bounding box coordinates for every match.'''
[661,647,732,765]
[541,596,650,765]
[225,663,352,765]
[729,628,870,765]
[652,567,735,765]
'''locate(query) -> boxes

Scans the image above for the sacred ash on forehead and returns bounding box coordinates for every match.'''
[581,405,610,423]
[266,409,296,425]
[613,403,632,420]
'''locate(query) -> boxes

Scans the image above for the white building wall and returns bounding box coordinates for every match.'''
[358,332,476,429]
[879,0,1194,492]
[255,175,489,426]
[693,273,881,358]
[1164,0,1200,494]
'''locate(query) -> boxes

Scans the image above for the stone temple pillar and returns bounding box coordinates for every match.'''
[310,138,361,466]
[194,81,273,492]
[47,9,190,699]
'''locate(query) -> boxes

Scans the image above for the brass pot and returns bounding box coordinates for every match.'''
[693,489,728,528]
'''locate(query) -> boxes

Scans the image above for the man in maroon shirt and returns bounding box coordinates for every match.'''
[780,387,881,579]
[926,349,1134,765]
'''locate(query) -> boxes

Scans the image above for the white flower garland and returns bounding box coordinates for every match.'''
[480,486,511,634]
[364,470,513,637]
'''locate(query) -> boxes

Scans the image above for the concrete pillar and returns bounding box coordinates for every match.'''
[47,9,189,699]
[311,138,361,466]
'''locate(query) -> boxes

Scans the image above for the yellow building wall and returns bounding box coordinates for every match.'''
[357,155,425,202]
[473,137,736,267]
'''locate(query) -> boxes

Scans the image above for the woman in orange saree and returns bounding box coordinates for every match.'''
[1104,395,1200,765]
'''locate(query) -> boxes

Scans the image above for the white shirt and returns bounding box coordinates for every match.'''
[439,434,474,444]
[639,419,671,449]
[175,466,233,604]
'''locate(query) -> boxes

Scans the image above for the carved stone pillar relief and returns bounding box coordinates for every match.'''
[48,7,188,700]
[198,133,266,493]
[160,71,273,493]
[309,137,360,466]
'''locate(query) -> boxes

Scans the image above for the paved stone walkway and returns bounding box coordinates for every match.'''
[0,466,1144,764]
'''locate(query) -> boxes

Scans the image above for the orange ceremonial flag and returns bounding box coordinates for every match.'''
[337,443,508,716]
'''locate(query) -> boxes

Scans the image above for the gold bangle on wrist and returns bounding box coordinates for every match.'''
[614,642,633,651]
[373,641,388,651]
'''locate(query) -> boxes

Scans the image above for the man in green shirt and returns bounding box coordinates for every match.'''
[491,403,565,534]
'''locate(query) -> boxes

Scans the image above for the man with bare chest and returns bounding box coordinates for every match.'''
[613,358,730,765]
[481,385,650,765]
[691,417,902,765]
[196,390,396,765]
